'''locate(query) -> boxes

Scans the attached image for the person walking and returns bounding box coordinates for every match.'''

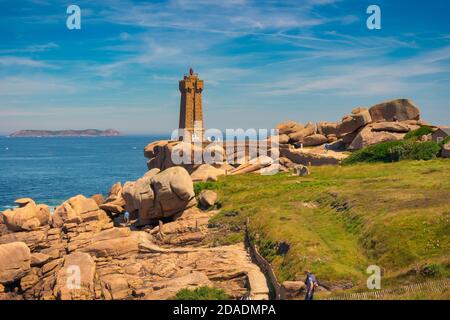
[124,211,130,224]
[304,270,319,300]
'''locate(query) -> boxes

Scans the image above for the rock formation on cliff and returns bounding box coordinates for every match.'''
[0,190,268,300]
[142,98,440,174]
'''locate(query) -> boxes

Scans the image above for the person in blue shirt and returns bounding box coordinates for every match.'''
[304,270,319,300]
[124,211,130,224]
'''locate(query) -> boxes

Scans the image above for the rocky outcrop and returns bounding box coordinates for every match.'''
[266,98,431,158]
[2,199,50,232]
[152,167,197,218]
[317,122,338,136]
[303,134,328,147]
[99,183,125,215]
[348,125,406,150]
[282,281,305,299]
[91,194,105,206]
[371,122,414,133]
[146,141,203,173]
[369,99,420,122]
[80,228,151,258]
[140,98,431,171]
[288,122,316,143]
[0,193,268,300]
[54,252,96,300]
[121,167,196,225]
[280,145,348,166]
[190,164,226,182]
[276,121,304,136]
[52,195,109,228]
[278,134,290,144]
[337,108,372,137]
[0,242,31,284]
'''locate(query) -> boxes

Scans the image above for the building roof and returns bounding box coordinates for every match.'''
[436,127,450,135]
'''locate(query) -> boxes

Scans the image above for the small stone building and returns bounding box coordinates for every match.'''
[432,127,450,144]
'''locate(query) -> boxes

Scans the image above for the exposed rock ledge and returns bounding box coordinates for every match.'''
[0,174,269,300]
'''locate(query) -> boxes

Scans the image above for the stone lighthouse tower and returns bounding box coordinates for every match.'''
[179,68,204,141]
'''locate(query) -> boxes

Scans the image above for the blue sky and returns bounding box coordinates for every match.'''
[0,0,449,134]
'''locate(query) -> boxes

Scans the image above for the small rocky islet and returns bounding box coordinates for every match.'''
[8,129,121,137]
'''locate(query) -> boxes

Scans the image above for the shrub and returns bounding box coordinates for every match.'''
[343,141,405,165]
[440,136,450,146]
[343,140,441,165]
[420,264,443,277]
[409,141,441,160]
[173,286,229,300]
[404,126,434,141]
[388,141,415,162]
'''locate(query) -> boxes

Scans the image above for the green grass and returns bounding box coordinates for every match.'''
[194,181,223,196]
[205,159,450,296]
[173,286,229,300]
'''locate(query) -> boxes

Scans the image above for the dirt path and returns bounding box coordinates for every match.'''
[144,208,270,299]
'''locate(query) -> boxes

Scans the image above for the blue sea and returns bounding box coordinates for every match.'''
[0,136,165,211]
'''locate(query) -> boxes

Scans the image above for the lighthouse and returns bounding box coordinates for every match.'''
[178,68,204,141]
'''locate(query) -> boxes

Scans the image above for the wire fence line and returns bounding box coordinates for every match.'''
[324,278,450,300]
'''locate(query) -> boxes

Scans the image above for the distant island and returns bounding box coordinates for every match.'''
[9,129,121,137]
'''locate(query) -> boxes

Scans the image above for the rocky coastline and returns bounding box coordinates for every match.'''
[1,98,448,300]
[0,167,269,300]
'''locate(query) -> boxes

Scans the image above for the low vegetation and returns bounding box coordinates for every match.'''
[205,160,450,298]
[404,125,434,141]
[342,140,441,165]
[440,136,450,146]
[173,286,229,300]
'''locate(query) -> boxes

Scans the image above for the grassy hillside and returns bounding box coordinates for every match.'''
[201,159,450,297]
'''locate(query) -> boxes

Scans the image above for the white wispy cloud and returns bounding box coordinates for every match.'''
[0,56,55,68]
[258,46,450,97]
[0,76,76,95]
[0,42,59,54]
[98,0,356,36]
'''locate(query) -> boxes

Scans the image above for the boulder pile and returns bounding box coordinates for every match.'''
[145,139,280,177]
[121,167,196,225]
[2,198,50,232]
[143,99,439,172]
[0,191,268,300]
[278,99,423,152]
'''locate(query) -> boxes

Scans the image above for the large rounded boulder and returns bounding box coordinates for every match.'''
[0,242,31,284]
[337,108,372,136]
[122,167,196,225]
[52,195,109,228]
[288,122,315,143]
[2,199,50,231]
[151,166,197,218]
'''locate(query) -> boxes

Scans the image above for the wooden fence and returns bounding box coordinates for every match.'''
[245,218,287,300]
[324,278,449,300]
